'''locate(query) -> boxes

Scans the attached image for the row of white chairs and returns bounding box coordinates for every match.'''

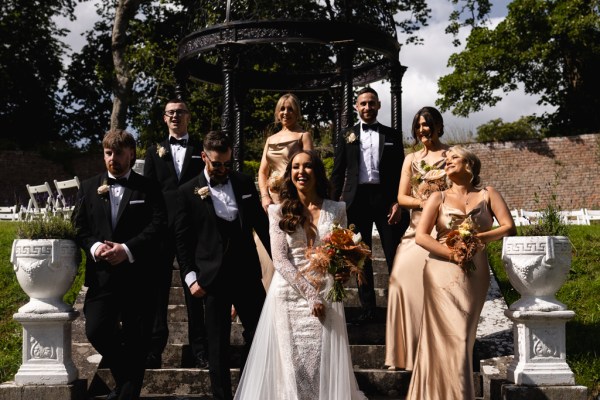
[0,177,80,221]
[510,208,599,226]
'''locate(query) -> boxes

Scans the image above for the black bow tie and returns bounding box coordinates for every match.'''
[362,122,379,131]
[209,177,229,187]
[107,177,128,186]
[169,137,187,147]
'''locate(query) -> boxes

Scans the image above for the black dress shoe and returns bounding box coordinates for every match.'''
[195,351,209,369]
[105,387,120,400]
[145,353,161,369]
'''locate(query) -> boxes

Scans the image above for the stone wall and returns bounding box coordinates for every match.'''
[1,133,598,210]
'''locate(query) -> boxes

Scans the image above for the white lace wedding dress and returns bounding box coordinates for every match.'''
[234,199,367,400]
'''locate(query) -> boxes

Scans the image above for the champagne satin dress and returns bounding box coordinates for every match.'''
[385,157,445,370]
[257,135,304,290]
[407,190,493,400]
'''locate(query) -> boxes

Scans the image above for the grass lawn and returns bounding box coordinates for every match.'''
[0,221,598,398]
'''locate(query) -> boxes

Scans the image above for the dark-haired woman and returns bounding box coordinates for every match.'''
[385,106,450,371]
[234,150,366,400]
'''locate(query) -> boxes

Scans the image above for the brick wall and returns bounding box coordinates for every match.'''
[466,133,599,210]
[1,133,598,210]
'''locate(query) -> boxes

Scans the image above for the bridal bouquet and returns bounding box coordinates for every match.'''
[411,160,449,202]
[306,223,371,302]
[446,215,483,273]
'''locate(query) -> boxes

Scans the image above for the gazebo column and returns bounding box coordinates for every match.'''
[389,61,407,133]
[218,43,241,167]
[336,43,357,146]
[233,83,248,172]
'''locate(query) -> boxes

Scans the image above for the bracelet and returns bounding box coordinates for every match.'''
[260,194,271,199]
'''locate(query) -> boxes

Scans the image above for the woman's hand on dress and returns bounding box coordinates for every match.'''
[312,302,325,318]
[261,195,273,213]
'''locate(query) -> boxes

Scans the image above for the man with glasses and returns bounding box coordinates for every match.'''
[143,99,207,370]
[175,131,270,400]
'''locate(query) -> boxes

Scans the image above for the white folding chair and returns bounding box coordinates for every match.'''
[53,176,80,219]
[0,205,19,221]
[510,209,530,226]
[24,182,54,220]
[520,209,542,225]
[584,209,600,224]
[558,209,589,225]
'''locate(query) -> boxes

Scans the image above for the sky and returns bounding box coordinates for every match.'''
[56,0,555,140]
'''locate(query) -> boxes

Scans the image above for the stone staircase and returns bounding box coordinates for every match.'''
[71,232,513,399]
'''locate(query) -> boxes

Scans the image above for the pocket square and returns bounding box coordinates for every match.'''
[384,142,394,146]
[192,155,201,158]
[242,194,252,199]
[130,200,145,204]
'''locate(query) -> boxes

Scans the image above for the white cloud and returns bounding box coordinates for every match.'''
[373,0,555,139]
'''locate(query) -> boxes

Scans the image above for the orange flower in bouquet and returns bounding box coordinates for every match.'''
[306,223,371,302]
[446,215,484,273]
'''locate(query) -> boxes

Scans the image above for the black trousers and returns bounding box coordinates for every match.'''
[84,283,153,397]
[347,184,408,312]
[148,232,207,363]
[204,248,266,400]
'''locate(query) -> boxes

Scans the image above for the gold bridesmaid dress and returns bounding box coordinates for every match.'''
[407,190,493,400]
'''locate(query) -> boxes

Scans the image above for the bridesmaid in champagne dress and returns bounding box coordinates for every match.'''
[256,93,314,290]
[385,107,450,371]
[407,146,515,399]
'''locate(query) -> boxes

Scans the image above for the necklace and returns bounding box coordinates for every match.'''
[452,189,473,206]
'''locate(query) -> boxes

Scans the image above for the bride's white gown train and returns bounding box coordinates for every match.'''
[234,200,367,400]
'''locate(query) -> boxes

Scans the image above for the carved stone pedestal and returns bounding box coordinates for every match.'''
[13,311,79,385]
[505,310,575,386]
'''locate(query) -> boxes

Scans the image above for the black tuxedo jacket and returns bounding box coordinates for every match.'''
[74,171,167,290]
[144,138,204,226]
[331,123,404,209]
[174,171,270,292]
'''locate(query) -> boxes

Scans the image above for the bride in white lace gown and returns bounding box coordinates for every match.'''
[234,150,367,400]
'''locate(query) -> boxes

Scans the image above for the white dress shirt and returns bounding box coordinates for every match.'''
[169,133,189,179]
[358,120,381,184]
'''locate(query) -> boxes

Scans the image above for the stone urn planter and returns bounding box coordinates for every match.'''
[501,236,571,312]
[11,238,79,313]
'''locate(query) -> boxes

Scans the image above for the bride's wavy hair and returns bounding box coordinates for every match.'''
[448,145,481,188]
[279,150,331,233]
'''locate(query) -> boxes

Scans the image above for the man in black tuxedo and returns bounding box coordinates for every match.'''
[143,99,207,369]
[74,129,167,400]
[175,131,269,400]
[331,87,409,324]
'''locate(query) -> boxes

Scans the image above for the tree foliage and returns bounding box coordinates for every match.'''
[476,116,545,142]
[0,0,76,149]
[437,0,600,136]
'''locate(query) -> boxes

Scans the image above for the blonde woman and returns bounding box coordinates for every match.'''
[256,93,313,290]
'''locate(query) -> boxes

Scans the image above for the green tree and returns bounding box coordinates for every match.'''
[0,0,76,149]
[437,0,600,135]
[476,116,545,142]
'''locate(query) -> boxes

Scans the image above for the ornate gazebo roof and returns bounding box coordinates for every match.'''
[175,1,407,168]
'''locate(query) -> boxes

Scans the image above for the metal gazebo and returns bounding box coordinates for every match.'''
[175,1,406,169]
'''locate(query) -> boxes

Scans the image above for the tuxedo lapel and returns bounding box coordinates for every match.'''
[179,144,195,181]
[98,173,114,233]
[229,174,244,225]
[197,174,218,221]
[116,184,133,227]
[378,132,386,161]
[160,139,178,178]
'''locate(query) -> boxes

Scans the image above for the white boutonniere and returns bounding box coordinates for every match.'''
[194,186,210,200]
[345,132,357,144]
[157,144,168,158]
[97,180,110,196]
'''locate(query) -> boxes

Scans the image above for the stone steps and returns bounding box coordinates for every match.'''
[72,232,512,399]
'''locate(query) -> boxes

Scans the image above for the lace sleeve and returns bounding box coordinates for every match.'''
[268,205,322,309]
